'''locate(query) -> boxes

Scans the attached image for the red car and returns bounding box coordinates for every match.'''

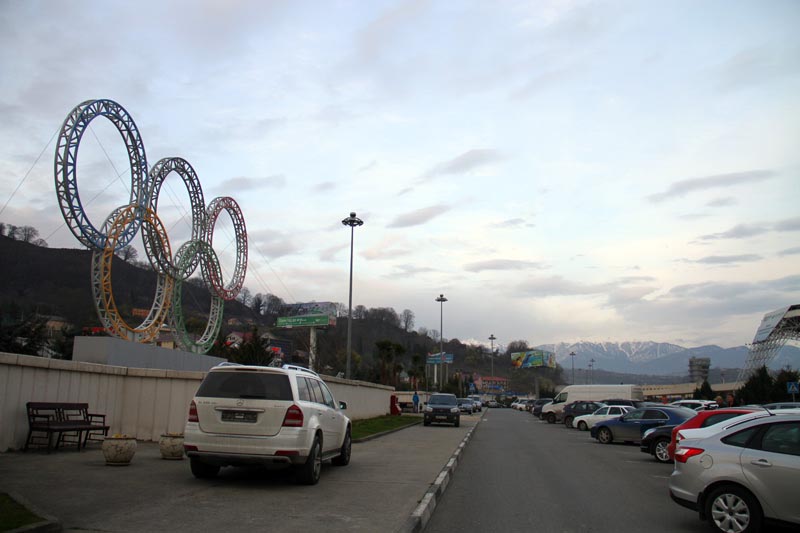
[667,408,758,460]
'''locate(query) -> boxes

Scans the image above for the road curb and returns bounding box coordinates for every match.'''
[353,419,423,443]
[398,413,483,533]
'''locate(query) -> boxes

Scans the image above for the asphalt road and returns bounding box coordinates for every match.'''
[425,408,708,533]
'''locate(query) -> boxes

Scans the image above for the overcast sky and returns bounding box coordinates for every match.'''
[1,0,798,351]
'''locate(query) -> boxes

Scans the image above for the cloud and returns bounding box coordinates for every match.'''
[318,243,347,262]
[646,170,774,203]
[384,264,436,278]
[491,218,527,228]
[387,204,450,228]
[778,246,800,257]
[667,276,800,300]
[314,181,337,193]
[419,149,504,182]
[716,46,800,92]
[464,259,546,273]
[216,175,286,192]
[515,276,611,297]
[248,228,299,260]
[692,254,763,265]
[361,238,413,260]
[774,216,800,232]
[698,217,800,241]
[706,197,737,208]
[358,160,377,173]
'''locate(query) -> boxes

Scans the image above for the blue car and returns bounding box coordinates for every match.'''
[591,405,696,444]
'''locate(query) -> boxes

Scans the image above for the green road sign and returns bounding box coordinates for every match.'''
[276,314,332,328]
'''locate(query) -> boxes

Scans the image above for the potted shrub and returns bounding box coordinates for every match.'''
[158,432,185,460]
[101,434,137,466]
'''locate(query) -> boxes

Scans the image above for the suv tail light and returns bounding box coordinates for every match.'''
[282,405,304,427]
[188,400,199,423]
[674,446,704,463]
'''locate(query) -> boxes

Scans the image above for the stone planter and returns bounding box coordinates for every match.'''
[159,433,185,460]
[102,435,137,466]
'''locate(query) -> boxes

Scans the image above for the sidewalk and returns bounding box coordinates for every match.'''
[0,414,482,533]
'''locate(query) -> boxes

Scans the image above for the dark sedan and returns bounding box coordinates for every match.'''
[563,401,606,428]
[640,424,676,462]
[591,406,696,444]
[531,398,553,419]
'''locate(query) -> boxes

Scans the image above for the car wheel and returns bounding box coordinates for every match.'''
[546,413,556,424]
[296,435,322,485]
[705,485,762,533]
[564,416,574,428]
[424,419,430,426]
[331,427,351,466]
[597,427,613,444]
[577,421,588,431]
[190,458,220,479]
[653,438,671,463]
[454,419,460,428]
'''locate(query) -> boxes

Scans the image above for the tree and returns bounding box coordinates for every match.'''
[506,340,530,355]
[237,286,252,307]
[32,238,48,248]
[264,294,285,317]
[116,245,138,263]
[693,380,714,400]
[401,309,415,332]
[772,367,800,402]
[353,305,367,319]
[737,366,774,405]
[17,225,39,243]
[250,293,265,315]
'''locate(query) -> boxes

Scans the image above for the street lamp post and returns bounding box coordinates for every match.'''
[569,351,576,385]
[589,358,595,384]
[489,334,496,378]
[436,294,447,390]
[342,212,363,380]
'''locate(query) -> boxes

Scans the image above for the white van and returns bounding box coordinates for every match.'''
[541,384,643,424]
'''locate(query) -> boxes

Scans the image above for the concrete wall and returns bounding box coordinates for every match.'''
[0,352,394,452]
[73,336,226,371]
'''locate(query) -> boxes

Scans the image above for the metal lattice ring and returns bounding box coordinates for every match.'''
[55,99,149,251]
[202,196,248,301]
[143,157,207,280]
[91,205,174,343]
[169,240,225,353]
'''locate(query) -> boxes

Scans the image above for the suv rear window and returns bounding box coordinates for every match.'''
[197,371,293,400]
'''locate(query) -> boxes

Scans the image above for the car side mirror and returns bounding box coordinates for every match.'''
[339,401,348,410]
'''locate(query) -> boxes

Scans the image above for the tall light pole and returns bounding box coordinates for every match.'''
[436,294,447,390]
[589,358,595,384]
[489,334,496,379]
[342,212,363,379]
[569,351,576,385]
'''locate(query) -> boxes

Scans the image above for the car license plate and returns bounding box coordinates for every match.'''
[435,415,447,420]
[222,410,257,423]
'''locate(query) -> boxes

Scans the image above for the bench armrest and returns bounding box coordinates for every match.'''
[88,413,107,424]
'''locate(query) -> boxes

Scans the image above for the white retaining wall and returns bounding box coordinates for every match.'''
[0,352,394,452]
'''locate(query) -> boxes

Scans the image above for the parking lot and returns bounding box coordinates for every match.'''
[0,414,481,532]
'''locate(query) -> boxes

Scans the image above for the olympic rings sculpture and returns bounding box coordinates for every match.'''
[54,99,248,354]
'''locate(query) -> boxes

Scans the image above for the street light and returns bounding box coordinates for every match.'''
[589,358,595,384]
[342,211,363,379]
[569,351,576,385]
[436,294,447,390]
[489,334,496,378]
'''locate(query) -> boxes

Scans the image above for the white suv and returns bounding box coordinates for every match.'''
[184,363,351,485]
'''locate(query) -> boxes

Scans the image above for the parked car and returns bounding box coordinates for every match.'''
[510,400,523,410]
[573,405,633,431]
[487,400,500,408]
[563,401,606,428]
[601,399,643,408]
[184,363,351,485]
[670,399,718,411]
[468,395,483,411]
[457,398,475,414]
[668,408,760,462]
[640,424,677,463]
[591,406,696,444]
[531,399,553,419]
[762,402,800,410]
[670,413,800,532]
[424,394,461,427]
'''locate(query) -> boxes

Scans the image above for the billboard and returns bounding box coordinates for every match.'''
[752,306,791,343]
[280,302,338,317]
[427,353,454,364]
[511,349,556,369]
[276,315,336,328]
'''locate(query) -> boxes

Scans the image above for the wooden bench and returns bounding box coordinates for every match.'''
[25,402,110,451]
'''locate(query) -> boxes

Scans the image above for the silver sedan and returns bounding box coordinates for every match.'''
[669,412,800,533]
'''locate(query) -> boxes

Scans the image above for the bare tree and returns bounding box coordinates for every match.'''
[18,226,39,243]
[353,305,367,319]
[6,225,18,239]
[32,238,48,248]
[0,222,5,236]
[251,293,265,315]
[264,294,285,316]
[116,245,139,263]
[237,286,252,307]
[401,309,415,332]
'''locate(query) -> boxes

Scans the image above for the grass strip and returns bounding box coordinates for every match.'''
[351,415,421,440]
[0,492,43,532]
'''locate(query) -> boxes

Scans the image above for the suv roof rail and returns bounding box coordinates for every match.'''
[213,362,243,368]
[281,364,320,378]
